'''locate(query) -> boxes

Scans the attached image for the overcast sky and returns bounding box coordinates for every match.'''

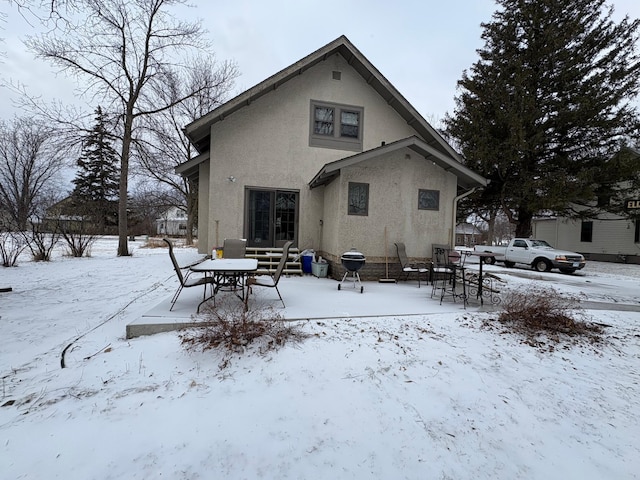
[2,0,640,126]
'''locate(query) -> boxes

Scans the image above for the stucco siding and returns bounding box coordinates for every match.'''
[324,151,457,261]
[198,161,210,249]
[201,52,427,252]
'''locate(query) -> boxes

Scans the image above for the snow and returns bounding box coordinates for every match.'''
[1,237,639,479]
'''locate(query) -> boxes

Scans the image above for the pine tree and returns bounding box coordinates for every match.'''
[71,107,120,233]
[445,0,640,238]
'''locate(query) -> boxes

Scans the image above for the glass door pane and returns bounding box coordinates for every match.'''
[248,190,272,247]
[275,191,296,247]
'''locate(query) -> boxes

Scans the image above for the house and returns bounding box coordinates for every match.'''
[532,148,640,264]
[455,222,483,247]
[156,206,190,237]
[532,215,640,264]
[177,36,487,279]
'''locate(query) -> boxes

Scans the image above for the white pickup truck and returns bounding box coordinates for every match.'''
[474,238,586,273]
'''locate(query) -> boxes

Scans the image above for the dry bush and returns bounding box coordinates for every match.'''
[489,285,603,350]
[144,237,167,249]
[181,299,309,369]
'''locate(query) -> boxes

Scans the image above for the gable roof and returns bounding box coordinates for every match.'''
[183,35,462,162]
[309,136,488,191]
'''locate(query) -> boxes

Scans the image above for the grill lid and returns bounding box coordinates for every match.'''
[341,249,365,261]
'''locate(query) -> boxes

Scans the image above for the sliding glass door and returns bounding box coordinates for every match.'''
[245,188,298,247]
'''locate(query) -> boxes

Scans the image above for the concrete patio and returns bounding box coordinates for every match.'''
[126,274,492,338]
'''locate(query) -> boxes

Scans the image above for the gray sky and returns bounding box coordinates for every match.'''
[2,0,640,125]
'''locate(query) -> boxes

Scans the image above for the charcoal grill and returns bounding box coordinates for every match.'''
[338,249,365,293]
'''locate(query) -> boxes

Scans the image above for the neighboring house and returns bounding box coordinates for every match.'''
[156,206,189,237]
[532,148,640,264]
[44,196,118,234]
[532,215,640,264]
[455,223,483,247]
[177,35,487,279]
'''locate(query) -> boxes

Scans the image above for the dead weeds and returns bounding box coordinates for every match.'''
[181,299,309,369]
[480,285,605,352]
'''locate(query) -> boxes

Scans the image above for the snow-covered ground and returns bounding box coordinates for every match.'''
[1,237,639,479]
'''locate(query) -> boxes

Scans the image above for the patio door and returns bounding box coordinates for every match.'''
[245,188,298,247]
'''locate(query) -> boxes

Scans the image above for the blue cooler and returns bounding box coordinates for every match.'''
[302,254,313,273]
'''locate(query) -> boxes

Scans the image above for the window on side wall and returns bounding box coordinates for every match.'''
[580,221,593,242]
[348,182,369,216]
[310,101,363,152]
[418,189,440,210]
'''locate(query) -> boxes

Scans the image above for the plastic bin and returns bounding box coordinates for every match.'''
[312,261,328,278]
[302,254,313,273]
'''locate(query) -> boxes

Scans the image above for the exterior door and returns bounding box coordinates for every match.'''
[245,188,298,247]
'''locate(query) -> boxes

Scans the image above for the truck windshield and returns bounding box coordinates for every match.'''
[530,240,552,248]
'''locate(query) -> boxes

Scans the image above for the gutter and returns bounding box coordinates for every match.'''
[451,187,479,247]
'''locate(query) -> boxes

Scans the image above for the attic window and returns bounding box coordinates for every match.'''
[310,100,363,152]
[332,70,342,80]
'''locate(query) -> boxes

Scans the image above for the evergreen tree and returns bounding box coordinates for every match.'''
[71,107,120,233]
[445,0,640,238]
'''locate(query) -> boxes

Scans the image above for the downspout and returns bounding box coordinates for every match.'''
[451,187,479,247]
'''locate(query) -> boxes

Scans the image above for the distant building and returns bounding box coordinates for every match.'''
[455,222,483,247]
[156,206,189,236]
[532,215,640,264]
[532,148,640,264]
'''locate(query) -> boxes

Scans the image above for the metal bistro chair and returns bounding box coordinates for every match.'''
[246,241,292,308]
[395,242,429,287]
[163,238,214,311]
[430,244,467,306]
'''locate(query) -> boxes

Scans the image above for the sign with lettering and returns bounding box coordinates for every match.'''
[624,199,640,211]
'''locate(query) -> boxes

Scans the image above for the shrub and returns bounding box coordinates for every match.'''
[491,285,603,350]
[181,299,309,369]
[144,237,167,249]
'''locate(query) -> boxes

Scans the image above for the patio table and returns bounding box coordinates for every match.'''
[469,252,499,305]
[190,258,258,311]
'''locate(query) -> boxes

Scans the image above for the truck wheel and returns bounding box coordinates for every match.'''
[483,256,496,265]
[534,258,552,272]
[504,261,515,268]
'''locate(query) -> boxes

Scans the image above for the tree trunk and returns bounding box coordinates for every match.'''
[515,208,534,238]
[117,113,134,257]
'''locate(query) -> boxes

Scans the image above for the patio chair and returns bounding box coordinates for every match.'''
[163,238,214,311]
[430,244,466,306]
[246,241,292,308]
[222,238,247,258]
[395,242,429,287]
[218,238,248,290]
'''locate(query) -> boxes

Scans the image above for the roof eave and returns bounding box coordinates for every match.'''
[175,151,209,180]
[309,137,488,190]
[183,35,462,159]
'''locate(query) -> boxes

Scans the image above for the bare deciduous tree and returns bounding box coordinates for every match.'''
[0,116,66,231]
[135,58,238,245]
[26,0,216,256]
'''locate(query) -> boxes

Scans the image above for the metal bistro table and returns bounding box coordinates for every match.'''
[190,258,258,311]
[469,252,500,306]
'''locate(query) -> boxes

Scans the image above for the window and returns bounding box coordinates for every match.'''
[635,220,639,243]
[418,189,440,210]
[314,106,334,136]
[340,110,360,138]
[310,101,363,151]
[348,182,369,216]
[580,221,593,242]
